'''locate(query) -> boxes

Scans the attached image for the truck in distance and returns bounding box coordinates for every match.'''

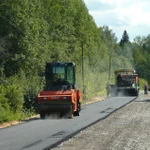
[111,69,139,96]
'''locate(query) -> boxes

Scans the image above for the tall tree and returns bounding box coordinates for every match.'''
[120,30,129,47]
[132,35,150,81]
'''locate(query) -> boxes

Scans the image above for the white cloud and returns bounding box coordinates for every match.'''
[84,0,150,41]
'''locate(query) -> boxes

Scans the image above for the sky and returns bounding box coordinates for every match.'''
[83,0,150,42]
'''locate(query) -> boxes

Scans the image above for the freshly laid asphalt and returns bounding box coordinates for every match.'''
[0,96,136,150]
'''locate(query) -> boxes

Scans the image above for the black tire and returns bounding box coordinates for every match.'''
[74,111,79,116]
[68,105,73,119]
[136,91,139,96]
[40,111,45,119]
[78,102,81,112]
[134,89,139,96]
[74,102,80,116]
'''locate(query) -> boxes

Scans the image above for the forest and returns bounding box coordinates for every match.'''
[0,0,150,123]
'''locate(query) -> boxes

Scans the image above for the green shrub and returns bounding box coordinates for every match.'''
[5,84,24,112]
[23,74,44,113]
[0,85,10,110]
[0,85,12,123]
[0,106,10,123]
[0,105,23,123]
[139,78,148,90]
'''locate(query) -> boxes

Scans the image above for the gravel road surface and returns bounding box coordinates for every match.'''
[51,91,150,150]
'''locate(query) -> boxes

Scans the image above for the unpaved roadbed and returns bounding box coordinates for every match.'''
[52,92,150,150]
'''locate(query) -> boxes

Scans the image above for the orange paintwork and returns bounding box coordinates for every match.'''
[38,89,82,112]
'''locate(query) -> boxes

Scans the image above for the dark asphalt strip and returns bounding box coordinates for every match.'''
[43,96,137,150]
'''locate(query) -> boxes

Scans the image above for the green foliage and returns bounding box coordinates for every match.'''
[0,85,9,110]
[0,84,23,123]
[132,35,150,83]
[5,84,24,112]
[139,78,148,90]
[0,85,10,123]
[0,107,11,124]
[0,0,148,124]
[23,73,44,112]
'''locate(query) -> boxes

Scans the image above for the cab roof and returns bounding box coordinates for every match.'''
[114,69,136,74]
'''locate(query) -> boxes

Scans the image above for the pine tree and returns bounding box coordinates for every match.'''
[120,30,129,47]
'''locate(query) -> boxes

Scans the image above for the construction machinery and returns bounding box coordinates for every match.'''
[37,62,82,119]
[111,69,139,96]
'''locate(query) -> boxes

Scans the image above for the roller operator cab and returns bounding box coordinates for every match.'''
[38,62,82,119]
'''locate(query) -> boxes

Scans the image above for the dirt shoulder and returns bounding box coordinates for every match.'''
[52,91,150,150]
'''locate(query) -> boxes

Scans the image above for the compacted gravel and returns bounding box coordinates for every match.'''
[52,92,150,150]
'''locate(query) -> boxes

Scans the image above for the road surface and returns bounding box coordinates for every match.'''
[0,96,136,150]
[52,91,150,150]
